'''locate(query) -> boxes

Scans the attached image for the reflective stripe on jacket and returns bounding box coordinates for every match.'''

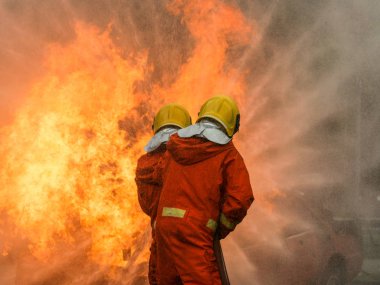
[157,134,254,238]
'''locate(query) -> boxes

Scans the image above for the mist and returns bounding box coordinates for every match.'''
[226,1,380,283]
[0,0,379,284]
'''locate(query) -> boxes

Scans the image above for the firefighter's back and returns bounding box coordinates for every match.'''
[155,134,236,285]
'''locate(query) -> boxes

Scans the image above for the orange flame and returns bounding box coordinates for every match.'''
[157,0,253,116]
[0,22,150,266]
[0,0,255,281]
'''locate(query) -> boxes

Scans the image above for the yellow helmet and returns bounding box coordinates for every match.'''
[152,103,192,133]
[197,95,240,137]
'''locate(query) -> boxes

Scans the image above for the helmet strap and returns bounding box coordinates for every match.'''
[234,114,240,134]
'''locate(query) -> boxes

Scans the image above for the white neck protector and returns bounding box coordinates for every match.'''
[177,119,231,145]
[144,127,179,153]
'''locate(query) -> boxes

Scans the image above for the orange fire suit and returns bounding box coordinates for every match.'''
[155,134,254,285]
[135,144,166,285]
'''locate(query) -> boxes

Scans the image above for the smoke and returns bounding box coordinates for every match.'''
[0,0,193,125]
[1,0,380,284]
[239,0,380,218]
[225,1,380,284]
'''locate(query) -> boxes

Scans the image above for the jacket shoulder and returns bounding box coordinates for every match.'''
[137,149,165,170]
[222,142,247,165]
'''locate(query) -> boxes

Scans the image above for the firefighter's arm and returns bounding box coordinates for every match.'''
[135,154,160,216]
[219,151,254,239]
[135,154,160,185]
[150,151,170,186]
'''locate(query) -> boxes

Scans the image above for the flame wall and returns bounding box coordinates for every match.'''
[1,0,380,284]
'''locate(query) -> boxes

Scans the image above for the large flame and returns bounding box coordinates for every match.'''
[156,0,253,113]
[0,22,150,267]
[0,0,254,283]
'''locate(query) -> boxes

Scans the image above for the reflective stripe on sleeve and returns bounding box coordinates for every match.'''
[162,207,186,218]
[206,219,217,231]
[220,213,236,230]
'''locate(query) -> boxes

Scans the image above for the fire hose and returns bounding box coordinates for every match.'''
[213,237,231,285]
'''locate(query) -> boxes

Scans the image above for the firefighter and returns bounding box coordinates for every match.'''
[155,95,254,285]
[135,103,192,285]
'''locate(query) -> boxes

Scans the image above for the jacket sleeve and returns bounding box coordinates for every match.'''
[219,150,254,239]
[135,153,162,217]
[151,151,171,186]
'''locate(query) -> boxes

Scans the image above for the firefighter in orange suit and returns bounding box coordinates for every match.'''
[155,95,254,285]
[135,104,192,285]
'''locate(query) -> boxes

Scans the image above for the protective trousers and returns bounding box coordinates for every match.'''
[149,236,158,285]
[156,213,221,285]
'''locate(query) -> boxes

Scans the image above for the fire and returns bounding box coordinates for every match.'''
[156,0,253,116]
[0,0,255,282]
[0,22,150,266]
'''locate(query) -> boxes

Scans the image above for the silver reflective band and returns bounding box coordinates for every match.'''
[162,207,186,218]
[220,213,236,230]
